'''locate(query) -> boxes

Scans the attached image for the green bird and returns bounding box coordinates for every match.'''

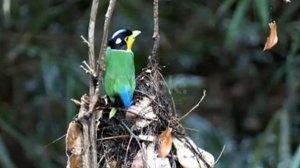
[104,29,141,109]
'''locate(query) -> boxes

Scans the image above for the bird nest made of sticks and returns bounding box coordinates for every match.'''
[65,64,215,168]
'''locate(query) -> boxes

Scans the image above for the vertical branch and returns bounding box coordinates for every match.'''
[90,1,116,167]
[77,1,100,168]
[149,0,160,67]
[77,0,102,168]
[88,0,99,96]
[68,0,117,168]
[87,1,100,168]
[97,0,117,91]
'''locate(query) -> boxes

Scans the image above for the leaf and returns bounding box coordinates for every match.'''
[109,160,117,168]
[109,107,117,119]
[216,0,235,17]
[66,121,83,168]
[131,150,144,168]
[173,137,215,168]
[0,136,16,168]
[158,127,173,158]
[263,21,278,51]
[145,143,171,168]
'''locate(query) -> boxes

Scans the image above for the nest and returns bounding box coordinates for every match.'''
[65,63,215,168]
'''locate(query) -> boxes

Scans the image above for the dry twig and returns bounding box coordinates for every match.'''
[97,134,130,141]
[180,90,206,120]
[80,61,97,77]
[120,121,147,166]
[215,145,226,164]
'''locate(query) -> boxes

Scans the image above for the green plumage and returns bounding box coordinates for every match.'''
[104,48,135,107]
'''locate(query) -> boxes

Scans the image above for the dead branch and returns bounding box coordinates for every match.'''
[149,0,160,67]
[77,2,101,166]
[87,0,99,96]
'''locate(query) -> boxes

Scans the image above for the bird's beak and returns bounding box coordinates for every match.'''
[132,30,141,38]
[127,30,141,51]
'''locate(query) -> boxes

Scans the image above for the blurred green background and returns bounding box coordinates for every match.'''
[1,0,300,167]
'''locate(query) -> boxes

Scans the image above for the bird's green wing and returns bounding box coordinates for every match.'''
[104,49,136,97]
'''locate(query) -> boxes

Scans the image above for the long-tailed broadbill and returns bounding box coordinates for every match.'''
[104,29,141,109]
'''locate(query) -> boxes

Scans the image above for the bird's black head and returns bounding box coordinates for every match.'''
[108,29,141,51]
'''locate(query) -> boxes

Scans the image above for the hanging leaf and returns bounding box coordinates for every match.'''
[158,127,173,158]
[263,21,278,51]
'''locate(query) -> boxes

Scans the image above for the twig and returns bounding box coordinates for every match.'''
[70,98,81,106]
[120,121,147,166]
[97,134,130,141]
[215,145,226,164]
[126,109,159,120]
[97,0,117,91]
[158,71,176,114]
[124,136,133,163]
[97,134,156,142]
[180,90,206,120]
[183,127,200,132]
[149,0,160,67]
[80,61,97,77]
[81,35,90,46]
[120,121,143,150]
[44,134,66,148]
[96,106,158,120]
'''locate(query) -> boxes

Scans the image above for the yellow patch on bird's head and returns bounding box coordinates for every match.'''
[125,30,141,51]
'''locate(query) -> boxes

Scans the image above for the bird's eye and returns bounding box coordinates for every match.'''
[115,38,122,44]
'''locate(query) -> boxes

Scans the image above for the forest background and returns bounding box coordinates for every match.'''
[0,0,299,167]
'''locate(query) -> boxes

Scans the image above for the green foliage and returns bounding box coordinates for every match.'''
[291,145,300,168]
[109,107,117,119]
[1,0,300,167]
[226,0,251,46]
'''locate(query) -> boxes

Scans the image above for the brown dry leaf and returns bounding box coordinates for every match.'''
[158,127,173,158]
[263,21,278,51]
[131,150,144,168]
[66,121,83,168]
[146,143,171,168]
[109,160,117,168]
[173,137,215,168]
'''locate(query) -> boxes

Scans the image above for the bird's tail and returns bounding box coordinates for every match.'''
[119,87,132,109]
